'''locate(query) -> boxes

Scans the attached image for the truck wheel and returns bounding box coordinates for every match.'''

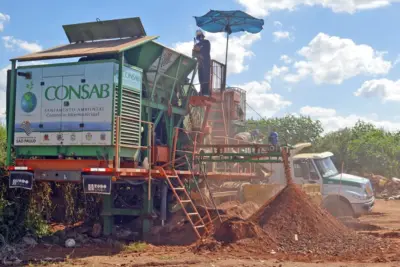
[324,199,354,218]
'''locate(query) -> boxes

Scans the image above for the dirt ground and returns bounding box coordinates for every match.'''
[23,199,400,267]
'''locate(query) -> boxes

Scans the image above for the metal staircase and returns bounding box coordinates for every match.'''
[157,164,213,238]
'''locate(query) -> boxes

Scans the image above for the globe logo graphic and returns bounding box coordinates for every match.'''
[21,92,37,113]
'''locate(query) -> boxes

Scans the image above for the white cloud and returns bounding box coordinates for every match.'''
[354,78,400,102]
[299,105,400,132]
[3,36,43,53]
[0,66,8,124]
[234,81,291,118]
[173,32,261,75]
[0,12,10,32]
[273,31,293,42]
[265,65,289,82]
[283,33,391,84]
[280,55,292,64]
[0,65,8,92]
[300,106,336,117]
[237,0,395,17]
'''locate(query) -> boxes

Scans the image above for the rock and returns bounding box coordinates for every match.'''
[65,238,76,248]
[22,236,37,247]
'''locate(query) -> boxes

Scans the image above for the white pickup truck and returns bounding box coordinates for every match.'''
[269,143,375,217]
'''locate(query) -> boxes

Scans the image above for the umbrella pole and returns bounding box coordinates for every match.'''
[223,32,229,91]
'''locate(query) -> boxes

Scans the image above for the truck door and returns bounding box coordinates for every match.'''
[293,159,321,184]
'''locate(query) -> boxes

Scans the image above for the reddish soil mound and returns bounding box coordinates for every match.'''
[250,183,349,248]
[194,183,394,260]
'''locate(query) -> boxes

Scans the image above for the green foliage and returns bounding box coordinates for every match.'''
[0,125,6,167]
[246,116,400,178]
[314,121,400,178]
[246,115,324,145]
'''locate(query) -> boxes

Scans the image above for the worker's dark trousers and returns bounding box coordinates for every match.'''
[198,62,210,96]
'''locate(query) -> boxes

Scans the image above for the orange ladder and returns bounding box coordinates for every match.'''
[158,167,212,239]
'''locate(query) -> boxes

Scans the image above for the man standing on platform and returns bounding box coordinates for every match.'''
[192,30,211,96]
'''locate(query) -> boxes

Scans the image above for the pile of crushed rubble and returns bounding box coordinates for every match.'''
[193,183,393,260]
[368,174,400,200]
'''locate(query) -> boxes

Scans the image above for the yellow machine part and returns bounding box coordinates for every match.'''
[242,184,285,206]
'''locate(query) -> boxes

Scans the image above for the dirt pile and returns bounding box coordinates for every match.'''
[249,183,350,252]
[195,183,393,260]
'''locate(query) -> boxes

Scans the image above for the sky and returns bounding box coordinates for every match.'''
[2,0,400,132]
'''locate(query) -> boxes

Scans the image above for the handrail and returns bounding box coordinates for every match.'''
[171,127,205,169]
[204,134,262,174]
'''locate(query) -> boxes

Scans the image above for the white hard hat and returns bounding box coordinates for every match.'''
[196,29,204,37]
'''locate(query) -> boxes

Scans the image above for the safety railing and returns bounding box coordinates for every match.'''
[210,60,226,93]
[211,135,256,174]
[171,127,205,170]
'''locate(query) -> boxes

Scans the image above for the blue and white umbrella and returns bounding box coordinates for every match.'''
[194,10,264,88]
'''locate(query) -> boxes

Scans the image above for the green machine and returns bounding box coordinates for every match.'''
[6,17,198,236]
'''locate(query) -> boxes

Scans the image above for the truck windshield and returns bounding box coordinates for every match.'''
[314,157,339,178]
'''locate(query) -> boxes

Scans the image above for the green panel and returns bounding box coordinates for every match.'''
[323,178,362,188]
[142,99,187,116]
[125,41,196,86]
[125,42,163,71]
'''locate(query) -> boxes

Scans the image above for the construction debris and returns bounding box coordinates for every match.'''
[367,174,400,199]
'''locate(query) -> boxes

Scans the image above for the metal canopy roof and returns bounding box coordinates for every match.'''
[13,36,158,62]
[63,17,147,43]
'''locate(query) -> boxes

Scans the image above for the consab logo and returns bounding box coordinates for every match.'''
[45,83,111,101]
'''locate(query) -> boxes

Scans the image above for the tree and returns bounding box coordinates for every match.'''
[246,115,324,145]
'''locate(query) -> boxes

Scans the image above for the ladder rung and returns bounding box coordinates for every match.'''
[195,225,205,228]
[181,200,192,203]
[188,212,199,216]
[174,187,185,190]
[167,176,179,179]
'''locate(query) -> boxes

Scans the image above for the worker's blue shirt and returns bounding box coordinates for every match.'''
[269,132,278,145]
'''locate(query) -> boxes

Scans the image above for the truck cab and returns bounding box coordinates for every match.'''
[292,149,375,217]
